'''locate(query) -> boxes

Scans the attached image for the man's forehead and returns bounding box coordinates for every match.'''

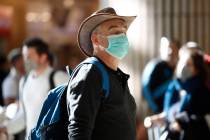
[22,45,36,54]
[100,18,127,28]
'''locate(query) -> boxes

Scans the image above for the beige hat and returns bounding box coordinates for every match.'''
[77,7,136,56]
[8,48,22,63]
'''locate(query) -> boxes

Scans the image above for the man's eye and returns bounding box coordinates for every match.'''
[115,31,123,34]
[110,31,125,35]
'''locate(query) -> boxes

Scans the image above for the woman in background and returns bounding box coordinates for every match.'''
[145,45,210,140]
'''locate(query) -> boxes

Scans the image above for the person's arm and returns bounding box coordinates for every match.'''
[144,112,166,128]
[67,64,103,140]
[2,77,18,105]
[4,100,25,134]
[173,111,189,131]
[163,80,178,113]
[142,85,158,113]
[3,77,26,135]
[0,76,25,135]
[142,62,159,113]
[153,80,171,98]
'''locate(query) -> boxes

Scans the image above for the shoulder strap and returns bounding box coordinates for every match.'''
[49,66,73,90]
[49,57,109,97]
[81,57,110,98]
[49,70,56,89]
[23,74,28,85]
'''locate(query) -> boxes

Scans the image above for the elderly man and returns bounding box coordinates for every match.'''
[67,7,137,140]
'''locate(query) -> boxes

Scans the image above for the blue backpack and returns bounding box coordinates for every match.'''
[29,57,110,140]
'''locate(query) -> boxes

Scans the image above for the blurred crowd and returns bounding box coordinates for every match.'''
[0,36,209,140]
[140,39,210,140]
[0,35,210,140]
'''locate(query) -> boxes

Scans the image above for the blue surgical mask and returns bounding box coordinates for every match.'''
[105,33,129,59]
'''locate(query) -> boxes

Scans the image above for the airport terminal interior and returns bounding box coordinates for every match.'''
[0,0,210,140]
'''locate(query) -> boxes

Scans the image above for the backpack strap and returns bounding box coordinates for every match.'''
[81,57,110,98]
[65,66,72,77]
[49,66,73,90]
[24,70,56,92]
[49,70,56,90]
[65,57,110,98]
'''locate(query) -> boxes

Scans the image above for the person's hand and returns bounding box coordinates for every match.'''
[169,121,181,132]
[0,125,7,134]
[144,116,153,128]
[144,112,166,128]
[0,126,8,140]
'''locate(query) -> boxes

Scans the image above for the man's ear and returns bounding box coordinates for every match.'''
[91,33,99,46]
[40,53,48,64]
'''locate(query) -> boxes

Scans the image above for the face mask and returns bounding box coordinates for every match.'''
[176,65,193,82]
[105,33,129,59]
[24,60,38,73]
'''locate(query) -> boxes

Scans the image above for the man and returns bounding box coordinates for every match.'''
[0,38,68,139]
[141,38,180,113]
[67,7,137,140]
[2,48,25,105]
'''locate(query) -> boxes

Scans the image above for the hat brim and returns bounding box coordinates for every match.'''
[78,14,136,56]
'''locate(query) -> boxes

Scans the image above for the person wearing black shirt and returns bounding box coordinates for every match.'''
[67,7,137,140]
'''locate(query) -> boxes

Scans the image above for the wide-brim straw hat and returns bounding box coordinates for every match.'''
[77,7,136,56]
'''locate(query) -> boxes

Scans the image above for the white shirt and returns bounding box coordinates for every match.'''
[2,68,21,100]
[6,66,68,138]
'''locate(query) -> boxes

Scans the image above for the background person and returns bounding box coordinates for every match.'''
[2,48,25,106]
[141,38,181,114]
[0,38,68,139]
[145,45,210,140]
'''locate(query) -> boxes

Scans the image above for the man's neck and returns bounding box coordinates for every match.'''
[34,64,50,76]
[96,54,119,71]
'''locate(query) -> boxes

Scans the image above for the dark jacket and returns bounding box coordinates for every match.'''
[67,58,136,140]
[142,59,174,113]
[163,75,210,140]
